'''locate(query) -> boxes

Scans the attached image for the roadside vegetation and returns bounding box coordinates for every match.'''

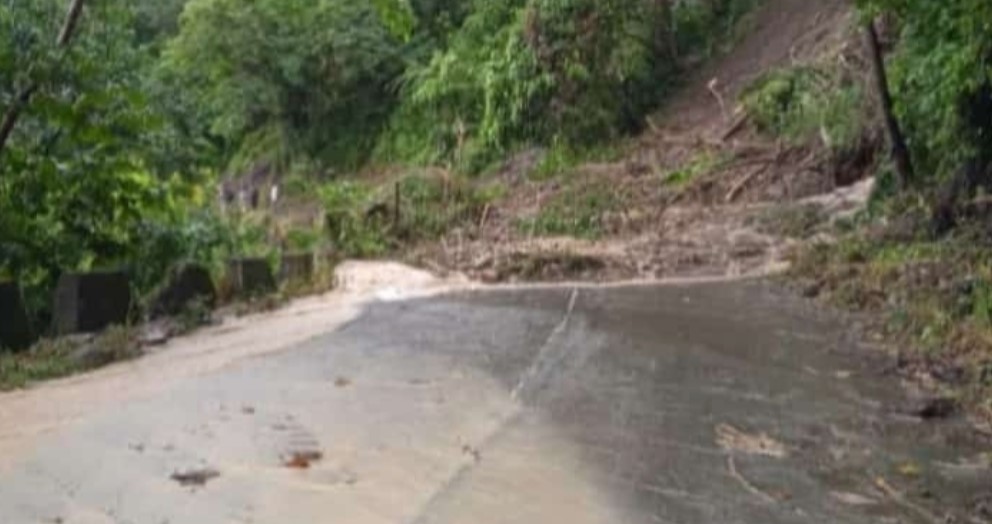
[759,1,992,417]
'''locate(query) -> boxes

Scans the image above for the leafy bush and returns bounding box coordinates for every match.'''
[664,151,726,186]
[741,67,865,152]
[321,182,390,257]
[674,0,763,58]
[283,228,324,252]
[378,0,683,170]
[397,174,502,239]
[858,0,992,182]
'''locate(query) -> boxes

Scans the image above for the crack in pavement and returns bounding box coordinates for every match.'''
[511,287,580,403]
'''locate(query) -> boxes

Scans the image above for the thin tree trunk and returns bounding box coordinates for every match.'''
[654,0,680,66]
[57,0,86,46]
[864,19,914,186]
[0,0,87,158]
[930,83,992,234]
[0,85,38,156]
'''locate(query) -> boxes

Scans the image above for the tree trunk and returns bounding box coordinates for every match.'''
[653,0,680,66]
[864,19,914,187]
[0,0,87,159]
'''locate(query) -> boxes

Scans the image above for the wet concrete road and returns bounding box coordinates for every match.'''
[0,281,989,523]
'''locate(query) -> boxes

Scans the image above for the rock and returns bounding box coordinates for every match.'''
[52,270,132,336]
[901,396,958,420]
[226,258,277,298]
[801,280,824,298]
[151,265,217,318]
[139,321,173,346]
[279,253,315,284]
[478,269,501,284]
[0,281,34,351]
[973,494,992,519]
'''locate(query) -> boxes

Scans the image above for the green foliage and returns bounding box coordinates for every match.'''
[371,0,417,41]
[318,173,502,257]
[674,0,762,58]
[284,228,324,252]
[130,201,239,294]
[664,151,725,186]
[857,0,992,180]
[741,67,864,152]
[379,0,682,169]
[378,0,766,170]
[320,181,390,257]
[0,0,188,319]
[517,181,621,239]
[161,0,404,172]
[396,174,499,239]
[133,0,189,46]
[530,140,623,181]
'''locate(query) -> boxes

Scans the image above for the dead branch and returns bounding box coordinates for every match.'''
[727,455,778,505]
[725,164,771,203]
[873,476,942,524]
[708,78,729,121]
[721,111,751,142]
[478,203,492,230]
[657,135,773,152]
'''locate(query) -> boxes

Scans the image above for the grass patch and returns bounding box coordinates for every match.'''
[394,174,503,241]
[516,180,623,239]
[663,151,727,187]
[530,141,624,182]
[793,221,992,413]
[0,326,140,391]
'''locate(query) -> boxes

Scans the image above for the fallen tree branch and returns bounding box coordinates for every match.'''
[656,135,773,152]
[478,203,492,231]
[727,455,778,505]
[721,111,751,142]
[725,163,771,203]
[873,476,942,524]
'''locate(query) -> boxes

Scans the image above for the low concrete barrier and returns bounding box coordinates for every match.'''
[151,265,217,318]
[52,270,132,335]
[279,253,315,284]
[226,258,276,298]
[0,281,34,351]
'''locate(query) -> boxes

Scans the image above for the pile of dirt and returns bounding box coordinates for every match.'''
[412,0,872,283]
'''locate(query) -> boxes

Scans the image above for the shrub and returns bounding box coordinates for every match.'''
[741,67,865,153]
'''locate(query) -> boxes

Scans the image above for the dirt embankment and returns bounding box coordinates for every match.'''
[406,0,872,285]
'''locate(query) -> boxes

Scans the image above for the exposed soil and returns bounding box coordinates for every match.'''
[409,0,872,284]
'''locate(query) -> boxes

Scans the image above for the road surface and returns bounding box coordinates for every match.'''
[0,266,988,523]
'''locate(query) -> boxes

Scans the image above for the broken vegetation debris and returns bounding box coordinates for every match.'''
[283,450,324,469]
[170,467,220,487]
